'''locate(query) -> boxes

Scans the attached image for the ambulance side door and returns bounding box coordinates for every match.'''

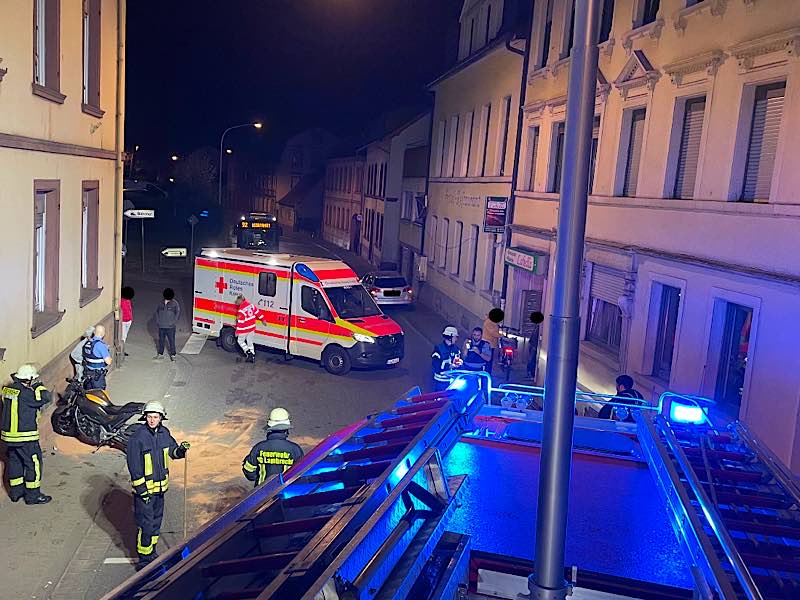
[289,284,333,359]
[254,270,282,350]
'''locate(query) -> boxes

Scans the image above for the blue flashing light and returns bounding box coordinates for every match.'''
[670,402,706,425]
[295,263,319,282]
[199,210,209,218]
[181,546,191,560]
[449,377,468,392]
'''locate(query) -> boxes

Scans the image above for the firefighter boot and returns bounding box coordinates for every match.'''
[25,493,52,505]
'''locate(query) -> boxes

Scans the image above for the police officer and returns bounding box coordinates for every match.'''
[431,326,462,391]
[243,408,304,487]
[125,401,190,567]
[1,364,52,504]
[462,327,493,372]
[83,324,112,390]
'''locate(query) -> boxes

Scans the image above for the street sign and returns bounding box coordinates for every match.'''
[187,214,199,226]
[124,209,155,219]
[161,247,188,258]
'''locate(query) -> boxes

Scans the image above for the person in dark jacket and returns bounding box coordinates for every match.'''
[243,408,304,487]
[126,401,189,567]
[598,374,646,421]
[431,326,462,391]
[1,364,52,504]
[154,288,180,361]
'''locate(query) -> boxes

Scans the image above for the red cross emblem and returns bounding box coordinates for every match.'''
[214,276,228,294]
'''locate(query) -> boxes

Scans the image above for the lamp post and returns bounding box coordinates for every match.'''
[218,122,262,206]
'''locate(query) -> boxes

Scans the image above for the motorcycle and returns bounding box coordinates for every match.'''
[498,326,519,382]
[51,377,144,450]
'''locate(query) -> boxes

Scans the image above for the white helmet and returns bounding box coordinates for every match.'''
[14,364,39,380]
[142,400,167,419]
[442,326,458,338]
[266,407,291,430]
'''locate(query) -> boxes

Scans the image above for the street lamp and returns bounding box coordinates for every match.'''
[226,148,233,155]
[218,122,262,206]
[171,154,179,161]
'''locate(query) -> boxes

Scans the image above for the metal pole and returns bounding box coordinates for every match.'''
[218,130,227,207]
[189,223,195,266]
[531,1,601,599]
[140,219,145,273]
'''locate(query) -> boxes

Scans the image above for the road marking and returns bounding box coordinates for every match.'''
[180,333,207,355]
[103,557,138,564]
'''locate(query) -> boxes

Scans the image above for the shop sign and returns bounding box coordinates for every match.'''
[505,247,538,272]
[483,196,508,233]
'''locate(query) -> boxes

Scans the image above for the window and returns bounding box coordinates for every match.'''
[461,111,474,176]
[33,181,61,328]
[562,1,576,59]
[589,116,601,193]
[485,3,492,44]
[301,286,330,319]
[402,191,414,220]
[439,218,450,269]
[377,213,383,248]
[429,216,438,263]
[258,272,277,296]
[599,0,615,44]
[526,126,540,191]
[469,18,475,55]
[673,97,706,199]
[640,0,660,26]
[291,175,301,190]
[437,120,448,176]
[549,122,565,193]
[82,0,101,114]
[449,115,460,177]
[480,104,492,177]
[740,82,785,201]
[498,96,512,176]
[538,0,555,69]
[452,221,463,276]
[467,225,479,283]
[355,166,362,193]
[80,182,99,298]
[714,303,752,415]
[33,0,63,102]
[484,235,498,291]
[622,108,646,197]
[652,284,680,381]
[586,266,625,355]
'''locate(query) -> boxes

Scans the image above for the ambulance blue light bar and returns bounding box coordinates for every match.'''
[295,263,319,282]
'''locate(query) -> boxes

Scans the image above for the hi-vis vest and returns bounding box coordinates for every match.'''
[82,339,106,371]
[1,384,49,443]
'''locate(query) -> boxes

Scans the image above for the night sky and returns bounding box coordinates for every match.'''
[126,0,462,165]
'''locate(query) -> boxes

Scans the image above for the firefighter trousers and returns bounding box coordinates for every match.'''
[134,493,165,563]
[6,441,44,501]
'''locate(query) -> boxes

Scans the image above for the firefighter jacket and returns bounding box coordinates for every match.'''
[431,342,461,383]
[1,378,51,444]
[126,423,186,497]
[242,430,304,487]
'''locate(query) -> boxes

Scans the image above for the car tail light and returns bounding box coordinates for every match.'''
[369,287,379,296]
[404,287,413,295]
[504,347,514,355]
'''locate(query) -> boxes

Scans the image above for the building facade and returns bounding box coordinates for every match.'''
[322,155,364,252]
[423,0,528,334]
[360,139,390,266]
[0,0,125,387]
[513,0,800,471]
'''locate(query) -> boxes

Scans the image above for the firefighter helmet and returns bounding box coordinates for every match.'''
[266,407,291,430]
[142,400,167,419]
[442,326,458,338]
[14,364,39,380]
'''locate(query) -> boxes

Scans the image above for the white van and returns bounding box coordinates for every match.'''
[192,248,404,374]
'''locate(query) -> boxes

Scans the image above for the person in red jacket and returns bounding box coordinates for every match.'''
[235,294,266,363]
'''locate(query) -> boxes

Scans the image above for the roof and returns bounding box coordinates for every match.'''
[199,248,354,272]
[278,174,322,207]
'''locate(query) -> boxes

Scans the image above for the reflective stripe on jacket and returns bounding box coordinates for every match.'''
[126,424,183,496]
[82,339,107,370]
[243,431,304,487]
[431,342,461,382]
[1,381,51,443]
[236,300,263,335]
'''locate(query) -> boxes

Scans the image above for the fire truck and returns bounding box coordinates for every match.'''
[192,248,404,374]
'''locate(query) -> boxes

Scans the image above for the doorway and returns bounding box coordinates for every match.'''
[714,303,752,417]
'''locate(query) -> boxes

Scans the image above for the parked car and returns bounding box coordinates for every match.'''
[361,272,415,307]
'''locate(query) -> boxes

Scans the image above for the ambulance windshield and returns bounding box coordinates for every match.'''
[326,285,382,319]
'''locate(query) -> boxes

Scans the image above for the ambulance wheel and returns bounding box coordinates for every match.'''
[322,346,351,376]
[219,326,238,353]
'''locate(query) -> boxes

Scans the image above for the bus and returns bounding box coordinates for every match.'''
[236,213,281,251]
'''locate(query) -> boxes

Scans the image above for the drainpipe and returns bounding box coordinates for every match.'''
[530,1,601,599]
[112,0,126,355]
[500,2,533,313]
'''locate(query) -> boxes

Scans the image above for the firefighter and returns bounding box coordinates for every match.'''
[242,408,304,487]
[1,364,52,504]
[234,293,266,363]
[125,401,190,567]
[431,326,462,391]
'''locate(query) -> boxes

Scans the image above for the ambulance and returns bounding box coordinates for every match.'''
[192,248,404,375]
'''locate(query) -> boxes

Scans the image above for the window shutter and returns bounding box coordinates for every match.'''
[623,109,646,197]
[589,115,600,193]
[551,122,565,193]
[741,83,785,201]
[673,97,706,199]
[90,0,101,105]
[590,265,626,305]
[527,127,539,191]
[45,0,61,89]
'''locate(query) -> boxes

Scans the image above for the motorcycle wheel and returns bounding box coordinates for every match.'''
[51,406,78,437]
[504,361,512,382]
[75,409,104,446]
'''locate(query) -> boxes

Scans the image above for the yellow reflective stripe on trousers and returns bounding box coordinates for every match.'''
[9,477,24,486]
[137,529,155,555]
[26,453,41,489]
